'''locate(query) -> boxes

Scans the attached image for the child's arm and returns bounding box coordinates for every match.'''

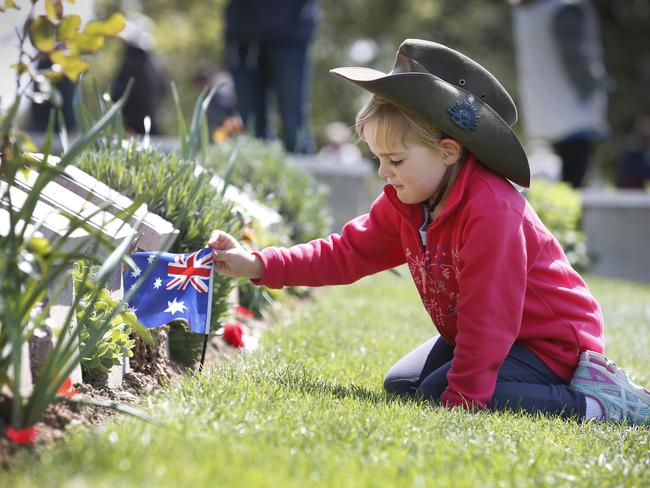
[207,230,263,279]
[248,192,405,288]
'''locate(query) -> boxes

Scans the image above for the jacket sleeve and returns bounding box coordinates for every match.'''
[440,203,528,409]
[251,192,405,289]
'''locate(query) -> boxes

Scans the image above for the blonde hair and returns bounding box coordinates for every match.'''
[355,96,462,161]
[356,96,467,209]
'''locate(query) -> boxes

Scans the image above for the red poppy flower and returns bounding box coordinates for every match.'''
[57,376,79,398]
[6,425,38,444]
[222,322,245,348]
[234,305,255,319]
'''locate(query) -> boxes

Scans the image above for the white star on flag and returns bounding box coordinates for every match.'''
[164,297,187,316]
[147,254,156,264]
[131,265,142,278]
[153,277,162,289]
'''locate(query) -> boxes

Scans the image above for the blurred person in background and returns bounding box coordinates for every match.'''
[616,115,650,189]
[112,13,167,136]
[511,0,611,188]
[223,0,320,153]
[192,65,243,143]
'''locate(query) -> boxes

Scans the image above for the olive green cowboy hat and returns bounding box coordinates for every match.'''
[330,39,530,187]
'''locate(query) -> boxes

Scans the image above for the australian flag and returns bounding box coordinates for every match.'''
[123,248,214,334]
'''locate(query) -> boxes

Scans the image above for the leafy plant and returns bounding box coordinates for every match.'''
[0,1,173,435]
[0,97,142,432]
[525,179,589,270]
[73,262,154,374]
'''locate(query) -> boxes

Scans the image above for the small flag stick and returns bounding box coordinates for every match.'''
[199,334,208,370]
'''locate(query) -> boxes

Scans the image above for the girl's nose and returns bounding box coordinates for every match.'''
[377,160,392,179]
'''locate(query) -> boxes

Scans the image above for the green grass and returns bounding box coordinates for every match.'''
[6,270,650,487]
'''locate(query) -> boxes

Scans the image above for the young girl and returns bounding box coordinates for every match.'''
[209,39,650,424]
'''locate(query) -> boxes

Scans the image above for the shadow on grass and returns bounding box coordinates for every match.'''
[273,369,423,408]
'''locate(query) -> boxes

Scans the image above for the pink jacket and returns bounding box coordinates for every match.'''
[253,155,604,408]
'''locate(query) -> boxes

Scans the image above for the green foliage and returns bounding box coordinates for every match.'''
[0,1,163,431]
[525,179,589,270]
[0,101,139,429]
[78,293,135,374]
[4,272,650,485]
[207,137,332,243]
[74,142,242,332]
[72,262,154,374]
[167,322,204,367]
[72,71,246,366]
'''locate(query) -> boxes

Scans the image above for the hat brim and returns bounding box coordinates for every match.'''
[331,67,530,187]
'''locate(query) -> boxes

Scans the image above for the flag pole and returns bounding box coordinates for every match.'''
[199,334,208,370]
[200,250,215,371]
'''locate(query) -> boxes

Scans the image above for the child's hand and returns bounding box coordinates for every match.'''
[207,230,263,280]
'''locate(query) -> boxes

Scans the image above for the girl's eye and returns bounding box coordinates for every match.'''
[390,159,403,166]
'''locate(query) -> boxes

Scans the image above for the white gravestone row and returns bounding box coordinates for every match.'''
[1,153,179,393]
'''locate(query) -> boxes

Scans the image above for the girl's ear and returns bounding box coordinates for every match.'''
[439,138,463,166]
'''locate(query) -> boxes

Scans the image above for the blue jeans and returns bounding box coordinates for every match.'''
[227,41,315,153]
[384,336,586,418]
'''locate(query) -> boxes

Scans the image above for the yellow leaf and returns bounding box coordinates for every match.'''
[84,12,126,37]
[4,0,20,10]
[27,236,51,256]
[42,68,64,82]
[28,16,57,53]
[10,62,28,74]
[18,134,38,153]
[50,51,89,82]
[45,0,63,22]
[58,14,80,41]
[68,31,104,54]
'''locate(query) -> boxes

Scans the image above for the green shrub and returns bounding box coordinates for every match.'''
[206,137,332,243]
[75,142,242,330]
[206,137,334,316]
[525,179,589,270]
[73,262,154,374]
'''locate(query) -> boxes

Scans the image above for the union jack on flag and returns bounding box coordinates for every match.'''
[123,248,214,334]
[166,250,213,293]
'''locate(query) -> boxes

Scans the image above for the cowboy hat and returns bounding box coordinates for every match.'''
[330,39,530,187]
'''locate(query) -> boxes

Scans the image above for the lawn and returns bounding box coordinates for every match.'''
[5,270,650,487]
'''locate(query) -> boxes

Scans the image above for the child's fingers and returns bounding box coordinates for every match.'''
[207,230,226,247]
[213,260,228,275]
[211,248,233,262]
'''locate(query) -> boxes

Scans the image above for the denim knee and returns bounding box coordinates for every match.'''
[383,372,418,396]
[414,378,447,402]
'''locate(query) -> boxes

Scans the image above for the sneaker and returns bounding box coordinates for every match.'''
[569,351,650,424]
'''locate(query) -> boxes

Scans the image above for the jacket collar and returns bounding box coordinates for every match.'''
[383,153,480,225]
